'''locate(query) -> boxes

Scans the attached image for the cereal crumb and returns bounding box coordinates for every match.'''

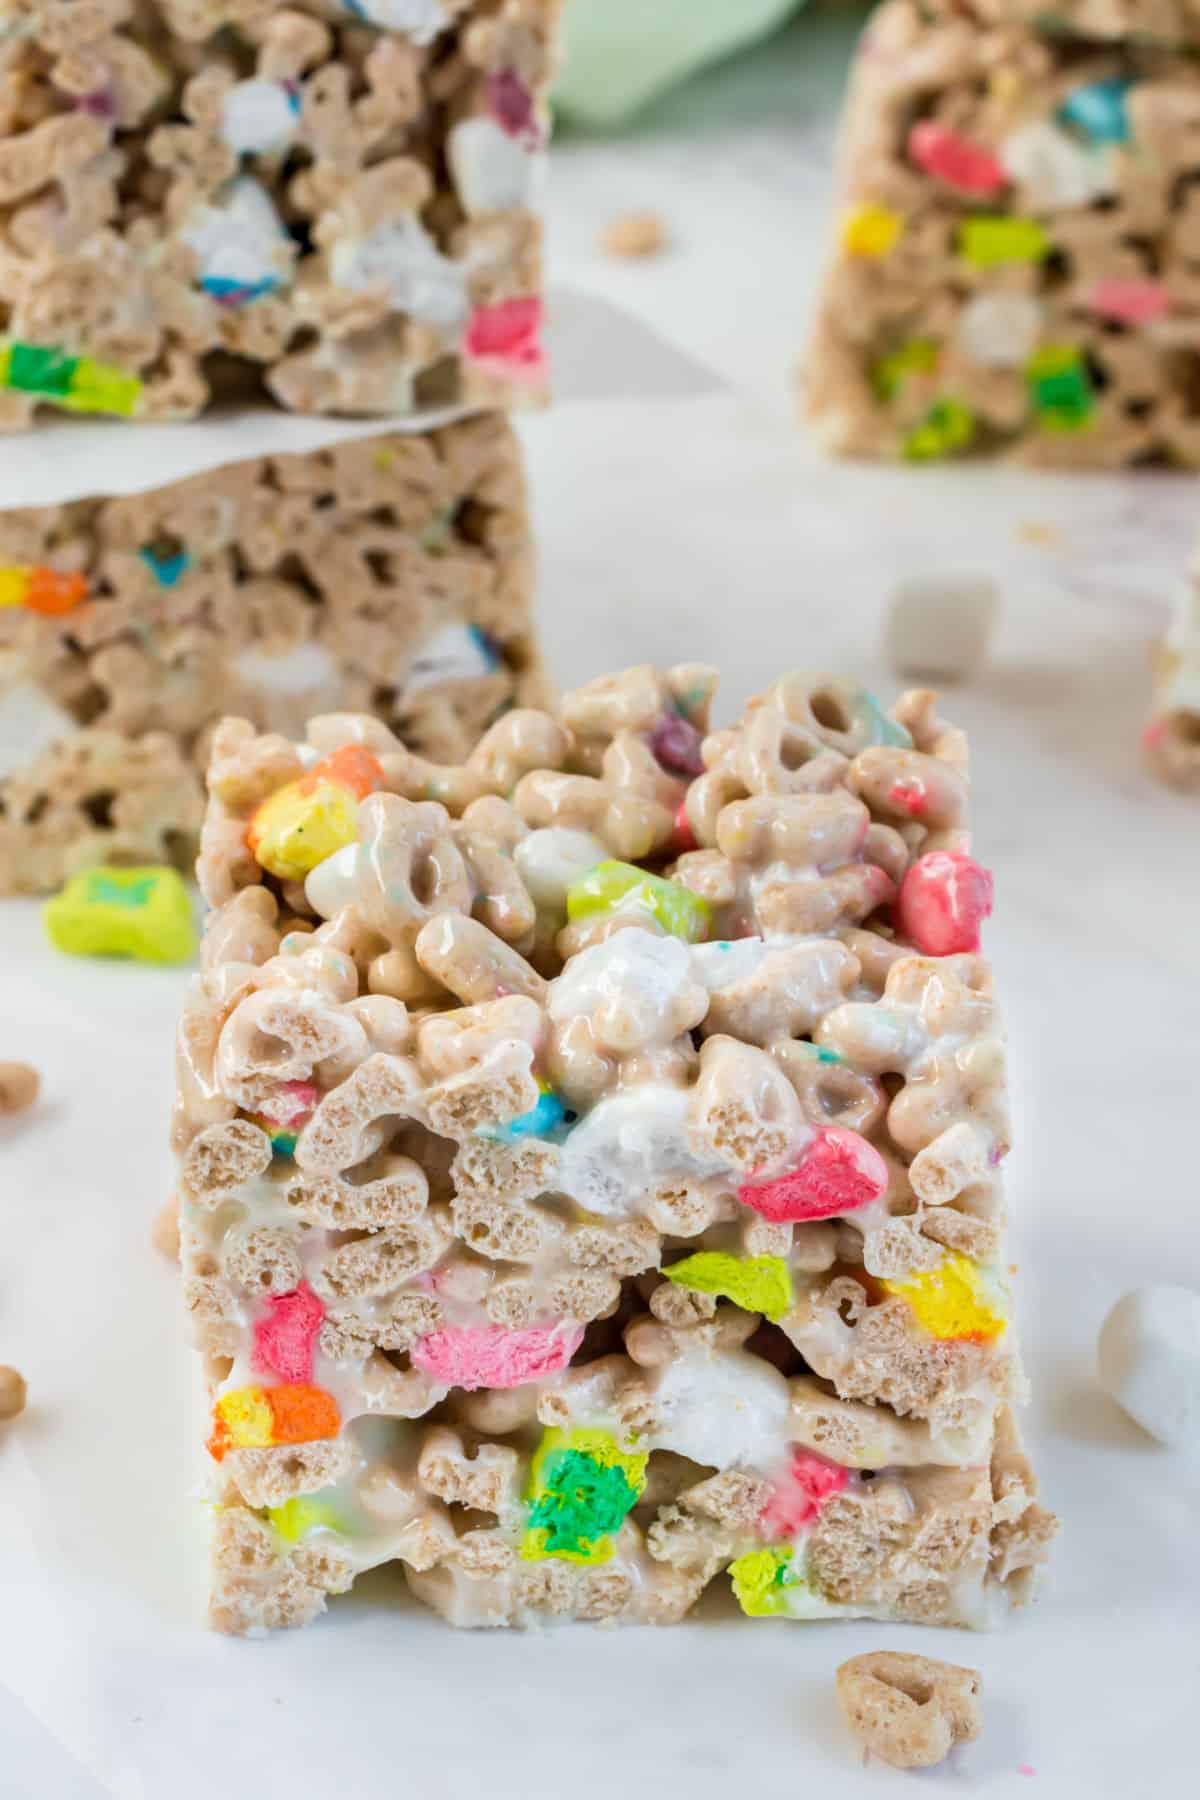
[836,1650,983,1770]
[0,1365,27,1421]
[601,211,668,259]
[0,1062,39,1114]
[1018,521,1061,548]
[152,1195,181,1262]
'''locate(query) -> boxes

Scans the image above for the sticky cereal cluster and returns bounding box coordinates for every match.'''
[0,1,562,423]
[0,419,543,895]
[808,0,1200,467]
[175,661,1056,1635]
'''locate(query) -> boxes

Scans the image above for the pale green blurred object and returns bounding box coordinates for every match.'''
[556,0,808,126]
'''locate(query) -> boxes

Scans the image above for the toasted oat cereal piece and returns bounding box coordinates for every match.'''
[601,211,668,259]
[0,420,543,893]
[0,1365,27,1421]
[0,1061,38,1113]
[0,4,563,422]
[176,662,1052,1634]
[836,1650,983,1769]
[806,0,1200,467]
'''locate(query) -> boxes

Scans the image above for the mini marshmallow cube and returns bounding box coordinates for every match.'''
[885,577,1000,682]
[1098,1287,1200,1448]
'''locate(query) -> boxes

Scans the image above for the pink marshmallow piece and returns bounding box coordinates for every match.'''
[896,849,994,955]
[759,1449,850,1540]
[259,1079,321,1130]
[1088,278,1170,326]
[463,297,547,385]
[738,1126,889,1223]
[411,1321,584,1391]
[908,120,1006,196]
[252,1281,324,1384]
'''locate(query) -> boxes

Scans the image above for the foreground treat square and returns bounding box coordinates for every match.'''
[805,0,1200,466]
[0,1,560,423]
[0,416,543,892]
[175,663,1056,1634]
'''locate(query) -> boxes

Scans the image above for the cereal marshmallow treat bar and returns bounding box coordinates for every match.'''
[1145,551,1200,791]
[176,663,1057,1634]
[0,416,543,892]
[0,1,560,423]
[806,0,1200,465]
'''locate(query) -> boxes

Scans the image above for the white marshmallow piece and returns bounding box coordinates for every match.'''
[346,0,452,45]
[235,641,339,699]
[331,217,469,332]
[957,292,1043,369]
[513,828,607,912]
[181,176,294,295]
[885,575,1000,683]
[402,623,497,694]
[652,1347,791,1470]
[222,79,300,157]
[556,1085,722,1220]
[305,843,361,920]
[1098,1286,1200,1448]
[1000,120,1116,211]
[448,117,542,216]
[0,681,74,781]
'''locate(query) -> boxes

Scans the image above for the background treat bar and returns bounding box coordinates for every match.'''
[175,661,1056,1635]
[805,0,1200,466]
[0,0,560,424]
[1145,558,1200,790]
[0,416,544,892]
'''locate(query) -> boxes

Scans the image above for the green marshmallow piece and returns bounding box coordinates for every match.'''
[44,865,196,964]
[1026,346,1093,431]
[566,859,710,943]
[872,338,939,403]
[6,341,79,397]
[903,398,975,462]
[664,1251,793,1322]
[959,217,1049,269]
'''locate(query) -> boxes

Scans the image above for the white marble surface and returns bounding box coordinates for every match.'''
[3,15,1200,1798]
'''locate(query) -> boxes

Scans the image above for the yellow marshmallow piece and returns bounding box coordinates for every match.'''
[247,780,359,881]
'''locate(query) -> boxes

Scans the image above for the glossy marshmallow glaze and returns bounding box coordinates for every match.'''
[175,664,1056,1633]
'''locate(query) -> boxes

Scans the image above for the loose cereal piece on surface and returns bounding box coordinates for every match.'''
[885,576,999,682]
[45,865,196,963]
[178,662,1053,1634]
[601,212,668,258]
[1098,1286,1200,1447]
[0,1061,38,1113]
[836,1650,983,1769]
[0,1365,26,1421]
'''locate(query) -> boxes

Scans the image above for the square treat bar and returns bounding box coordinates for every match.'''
[175,661,1056,1634]
[0,1,559,423]
[805,0,1200,466]
[1146,555,1200,790]
[0,415,543,891]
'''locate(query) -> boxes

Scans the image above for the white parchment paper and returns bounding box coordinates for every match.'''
[0,288,721,508]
